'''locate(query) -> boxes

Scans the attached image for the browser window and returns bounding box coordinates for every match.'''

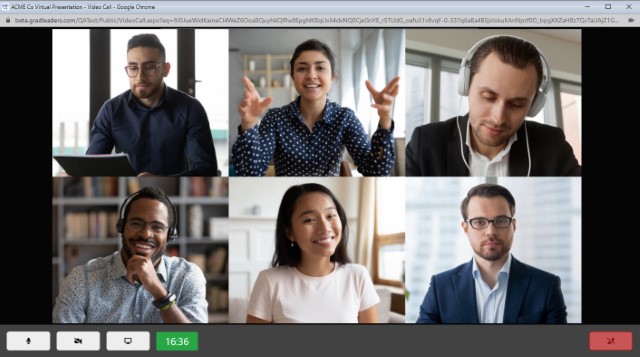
[2,0,637,355]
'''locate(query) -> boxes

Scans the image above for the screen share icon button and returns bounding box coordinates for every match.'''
[106,331,150,351]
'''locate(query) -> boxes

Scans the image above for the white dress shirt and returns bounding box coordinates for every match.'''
[466,121,518,176]
[472,254,512,323]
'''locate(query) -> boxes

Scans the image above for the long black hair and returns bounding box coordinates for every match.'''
[271,183,351,267]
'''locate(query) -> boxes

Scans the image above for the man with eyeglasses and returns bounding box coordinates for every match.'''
[53,187,208,323]
[86,33,218,176]
[416,183,567,323]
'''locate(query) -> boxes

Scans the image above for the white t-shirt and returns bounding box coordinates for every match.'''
[247,263,380,323]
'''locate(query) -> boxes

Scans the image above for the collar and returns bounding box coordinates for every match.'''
[127,83,169,109]
[472,253,512,281]
[289,96,338,126]
[465,119,518,162]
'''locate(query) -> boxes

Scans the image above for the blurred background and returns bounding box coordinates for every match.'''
[228,29,406,176]
[404,177,582,323]
[227,177,405,323]
[52,29,230,175]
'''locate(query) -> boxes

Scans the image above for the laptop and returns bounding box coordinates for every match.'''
[53,153,137,176]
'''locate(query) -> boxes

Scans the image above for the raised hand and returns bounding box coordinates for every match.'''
[365,76,400,129]
[239,76,273,131]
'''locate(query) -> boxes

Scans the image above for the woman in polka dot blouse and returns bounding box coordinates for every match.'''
[232,39,400,176]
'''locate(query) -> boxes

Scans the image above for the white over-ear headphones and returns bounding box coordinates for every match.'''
[457,34,551,118]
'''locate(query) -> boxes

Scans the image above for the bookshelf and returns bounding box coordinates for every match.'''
[244,53,297,107]
[52,177,229,323]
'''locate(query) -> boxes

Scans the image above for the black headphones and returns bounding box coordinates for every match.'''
[116,188,179,242]
[457,34,551,118]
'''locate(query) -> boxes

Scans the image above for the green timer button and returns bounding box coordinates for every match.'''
[156,332,198,351]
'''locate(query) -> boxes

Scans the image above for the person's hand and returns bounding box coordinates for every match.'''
[239,76,272,132]
[365,76,400,129]
[125,255,164,298]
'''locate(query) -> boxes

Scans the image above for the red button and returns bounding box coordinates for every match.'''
[589,331,633,351]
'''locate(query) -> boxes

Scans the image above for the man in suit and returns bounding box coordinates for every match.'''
[416,183,567,323]
[405,35,581,176]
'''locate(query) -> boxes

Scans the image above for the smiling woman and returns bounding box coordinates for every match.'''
[231,39,400,177]
[245,183,381,323]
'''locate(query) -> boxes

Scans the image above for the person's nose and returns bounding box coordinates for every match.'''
[484,221,498,236]
[134,68,145,81]
[317,218,333,234]
[140,222,155,237]
[306,68,317,80]
[490,101,507,126]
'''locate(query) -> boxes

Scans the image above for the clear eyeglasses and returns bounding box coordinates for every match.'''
[125,219,168,234]
[124,63,163,77]
[466,216,513,230]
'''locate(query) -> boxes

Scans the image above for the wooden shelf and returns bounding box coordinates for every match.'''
[244,53,297,108]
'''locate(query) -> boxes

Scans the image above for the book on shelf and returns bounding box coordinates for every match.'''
[210,177,228,197]
[187,253,207,273]
[64,211,119,240]
[207,247,228,274]
[188,177,228,197]
[127,177,141,194]
[190,177,207,197]
[188,205,204,238]
[207,286,229,312]
[83,177,118,197]
[61,177,118,197]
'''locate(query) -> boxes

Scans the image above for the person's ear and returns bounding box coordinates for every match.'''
[461,220,469,234]
[162,62,171,77]
[512,218,516,232]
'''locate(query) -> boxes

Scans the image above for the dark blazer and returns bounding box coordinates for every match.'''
[416,256,568,323]
[405,115,582,176]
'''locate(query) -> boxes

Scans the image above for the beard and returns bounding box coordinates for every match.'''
[470,122,517,149]
[468,113,526,150]
[121,236,166,264]
[131,79,163,104]
[473,241,509,262]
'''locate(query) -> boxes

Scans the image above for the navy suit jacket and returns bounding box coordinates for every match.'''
[416,256,567,323]
[405,115,582,176]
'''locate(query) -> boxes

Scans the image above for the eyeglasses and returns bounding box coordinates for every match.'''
[124,63,163,77]
[125,219,168,234]
[466,216,513,230]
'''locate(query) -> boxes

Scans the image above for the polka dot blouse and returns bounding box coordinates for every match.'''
[232,97,395,176]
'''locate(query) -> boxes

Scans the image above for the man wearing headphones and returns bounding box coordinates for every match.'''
[406,35,582,176]
[53,187,208,323]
